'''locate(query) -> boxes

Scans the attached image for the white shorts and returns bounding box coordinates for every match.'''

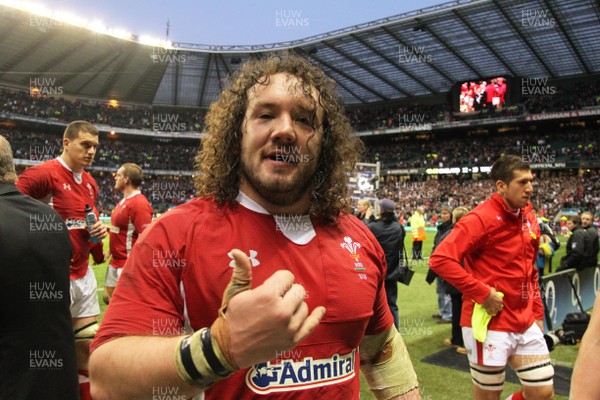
[70,267,100,318]
[463,323,549,367]
[104,264,123,287]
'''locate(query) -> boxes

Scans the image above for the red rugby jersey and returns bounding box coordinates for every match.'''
[92,193,393,399]
[17,158,99,279]
[109,192,152,268]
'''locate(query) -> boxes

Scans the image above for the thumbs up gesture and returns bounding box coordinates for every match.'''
[211,249,326,370]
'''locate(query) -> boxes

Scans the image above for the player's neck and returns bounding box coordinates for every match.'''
[122,186,139,199]
[59,154,83,173]
[239,186,311,215]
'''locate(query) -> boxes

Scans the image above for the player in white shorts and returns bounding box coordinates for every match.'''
[430,155,554,400]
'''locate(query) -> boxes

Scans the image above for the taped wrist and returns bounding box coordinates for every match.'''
[174,327,237,388]
[360,328,419,399]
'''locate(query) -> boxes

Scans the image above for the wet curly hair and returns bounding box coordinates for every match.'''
[195,53,364,224]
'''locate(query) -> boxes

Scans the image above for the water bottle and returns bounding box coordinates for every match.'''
[85,204,102,243]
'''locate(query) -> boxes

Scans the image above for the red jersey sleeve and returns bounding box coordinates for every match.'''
[429,213,491,304]
[16,164,52,199]
[130,196,153,234]
[89,241,104,265]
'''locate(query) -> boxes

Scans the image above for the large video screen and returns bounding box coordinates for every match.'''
[459,77,507,113]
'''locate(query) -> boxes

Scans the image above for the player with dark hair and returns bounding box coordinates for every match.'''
[430,155,553,400]
[16,120,108,400]
[90,54,420,400]
[103,163,152,304]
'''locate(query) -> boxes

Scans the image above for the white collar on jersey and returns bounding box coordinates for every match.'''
[236,191,316,245]
[119,190,141,205]
[57,156,83,184]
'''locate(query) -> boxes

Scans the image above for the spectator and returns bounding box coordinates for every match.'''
[581,211,599,268]
[410,206,426,260]
[441,206,470,355]
[557,215,588,271]
[355,198,373,222]
[426,205,453,324]
[366,198,406,329]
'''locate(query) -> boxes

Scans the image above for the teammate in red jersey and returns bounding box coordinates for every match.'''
[103,163,152,305]
[16,120,108,400]
[90,54,420,400]
[429,155,554,400]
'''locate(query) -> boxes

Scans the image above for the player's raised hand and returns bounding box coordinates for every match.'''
[211,249,326,370]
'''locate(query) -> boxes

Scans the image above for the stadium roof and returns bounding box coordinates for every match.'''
[0,0,598,107]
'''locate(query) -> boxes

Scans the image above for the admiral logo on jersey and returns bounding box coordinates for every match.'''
[245,349,356,394]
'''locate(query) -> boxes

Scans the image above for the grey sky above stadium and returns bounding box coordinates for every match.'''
[34,0,443,45]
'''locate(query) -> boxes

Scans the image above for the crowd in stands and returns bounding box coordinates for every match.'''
[364,130,599,169]
[2,78,599,134]
[0,88,205,132]
[2,129,197,171]
[5,127,598,176]
[3,77,600,218]
[376,171,600,222]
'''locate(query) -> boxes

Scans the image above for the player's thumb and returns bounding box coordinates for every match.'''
[219,249,253,317]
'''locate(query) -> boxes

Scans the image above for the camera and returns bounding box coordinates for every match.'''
[544,328,576,351]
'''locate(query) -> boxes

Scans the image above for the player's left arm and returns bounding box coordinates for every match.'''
[131,200,153,234]
[360,327,420,400]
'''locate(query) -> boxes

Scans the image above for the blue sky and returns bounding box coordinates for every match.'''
[39,0,445,45]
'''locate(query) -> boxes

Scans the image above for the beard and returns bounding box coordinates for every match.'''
[240,153,319,207]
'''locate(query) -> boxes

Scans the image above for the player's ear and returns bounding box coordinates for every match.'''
[62,137,70,151]
[495,179,507,194]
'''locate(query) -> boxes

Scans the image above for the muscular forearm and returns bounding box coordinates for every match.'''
[90,336,203,400]
[360,327,419,399]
